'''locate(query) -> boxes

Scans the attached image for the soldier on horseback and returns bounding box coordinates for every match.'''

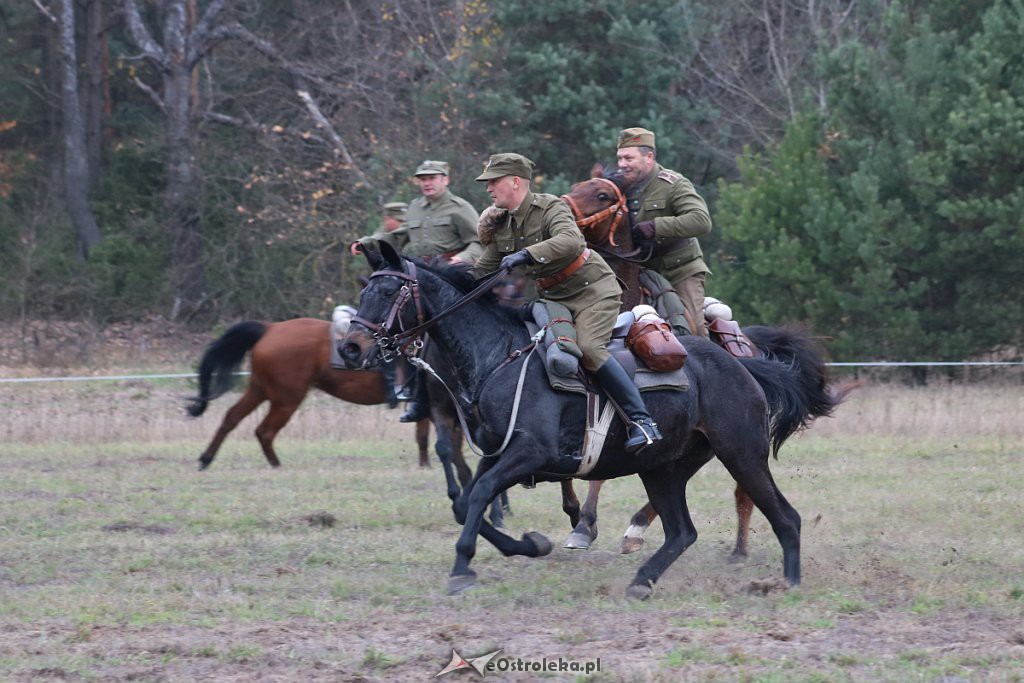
[473,152,662,454]
[615,127,713,338]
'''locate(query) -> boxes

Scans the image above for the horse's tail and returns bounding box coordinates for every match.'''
[737,325,851,457]
[186,321,268,417]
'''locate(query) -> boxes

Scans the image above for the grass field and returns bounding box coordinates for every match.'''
[2,376,1023,681]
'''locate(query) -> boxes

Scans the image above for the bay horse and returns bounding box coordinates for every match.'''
[341,242,838,598]
[558,174,850,556]
[187,317,510,528]
[186,318,432,470]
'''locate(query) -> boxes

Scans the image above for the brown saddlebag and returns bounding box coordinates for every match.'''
[626,318,688,372]
[708,318,755,358]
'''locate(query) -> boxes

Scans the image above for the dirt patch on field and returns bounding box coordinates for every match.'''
[3,606,1022,681]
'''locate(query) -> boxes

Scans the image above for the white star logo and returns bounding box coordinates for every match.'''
[434,648,503,677]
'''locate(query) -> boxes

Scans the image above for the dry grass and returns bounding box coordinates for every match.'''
[2,376,1023,681]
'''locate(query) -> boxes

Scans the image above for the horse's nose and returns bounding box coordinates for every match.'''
[339,341,364,369]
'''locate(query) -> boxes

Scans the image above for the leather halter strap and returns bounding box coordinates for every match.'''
[561,178,627,246]
[354,262,509,353]
[350,261,425,339]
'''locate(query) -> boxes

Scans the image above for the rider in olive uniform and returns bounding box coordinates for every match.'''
[616,128,712,338]
[473,152,661,454]
[354,161,483,422]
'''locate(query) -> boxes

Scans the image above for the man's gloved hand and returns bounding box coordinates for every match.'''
[632,220,656,241]
[500,249,534,271]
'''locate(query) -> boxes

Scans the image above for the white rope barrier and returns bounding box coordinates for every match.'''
[1,363,1021,384]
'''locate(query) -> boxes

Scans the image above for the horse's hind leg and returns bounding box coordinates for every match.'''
[719,453,801,585]
[730,484,755,562]
[621,502,658,554]
[415,418,430,468]
[198,383,265,470]
[564,480,604,550]
[254,400,301,468]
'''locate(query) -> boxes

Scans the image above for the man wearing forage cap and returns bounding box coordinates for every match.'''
[353,160,484,423]
[616,127,712,338]
[473,152,661,454]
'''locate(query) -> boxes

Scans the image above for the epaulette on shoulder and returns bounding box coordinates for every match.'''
[657,169,683,184]
[532,192,559,207]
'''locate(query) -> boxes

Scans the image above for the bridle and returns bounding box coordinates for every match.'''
[350,262,427,363]
[561,177,627,247]
[348,259,540,458]
[350,261,507,364]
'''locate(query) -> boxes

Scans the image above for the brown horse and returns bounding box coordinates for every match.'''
[186,318,431,470]
[558,174,851,556]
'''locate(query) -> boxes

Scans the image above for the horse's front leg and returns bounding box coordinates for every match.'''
[432,419,463,503]
[448,453,551,594]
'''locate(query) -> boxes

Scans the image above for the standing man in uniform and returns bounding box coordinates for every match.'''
[615,127,713,338]
[473,153,661,454]
[353,160,483,265]
[352,160,483,422]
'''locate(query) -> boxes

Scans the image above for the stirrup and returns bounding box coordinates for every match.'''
[625,419,661,454]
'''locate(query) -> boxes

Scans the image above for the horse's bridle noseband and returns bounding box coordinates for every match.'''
[561,177,628,246]
[351,262,426,362]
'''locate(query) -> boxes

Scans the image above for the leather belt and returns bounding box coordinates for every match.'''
[536,248,590,290]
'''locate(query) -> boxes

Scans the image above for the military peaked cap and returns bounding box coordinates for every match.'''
[414,160,450,176]
[617,127,656,149]
[382,202,408,218]
[475,153,535,181]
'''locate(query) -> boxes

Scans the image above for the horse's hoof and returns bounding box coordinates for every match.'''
[524,531,553,557]
[620,537,645,554]
[625,583,653,601]
[447,572,477,595]
[563,532,593,550]
[197,459,210,471]
[728,550,748,564]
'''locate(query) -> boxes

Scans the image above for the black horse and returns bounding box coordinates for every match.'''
[341,242,835,598]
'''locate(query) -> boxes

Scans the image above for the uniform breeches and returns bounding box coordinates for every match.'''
[671,271,709,339]
[570,295,621,372]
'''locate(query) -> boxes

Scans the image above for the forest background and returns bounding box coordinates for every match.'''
[1,0,1022,363]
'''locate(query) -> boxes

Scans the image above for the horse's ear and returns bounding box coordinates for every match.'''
[362,242,384,270]
[590,162,605,179]
[378,240,404,270]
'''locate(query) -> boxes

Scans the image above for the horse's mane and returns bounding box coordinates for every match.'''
[411,257,526,327]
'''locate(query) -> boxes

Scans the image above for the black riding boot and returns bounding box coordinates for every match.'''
[381,361,399,408]
[398,367,430,423]
[594,359,662,454]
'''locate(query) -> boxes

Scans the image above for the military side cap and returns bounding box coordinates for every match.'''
[617,127,656,149]
[475,153,535,181]
[414,160,449,176]
[382,202,408,218]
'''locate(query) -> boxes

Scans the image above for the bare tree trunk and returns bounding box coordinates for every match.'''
[58,0,101,260]
[83,0,106,184]
[163,2,206,319]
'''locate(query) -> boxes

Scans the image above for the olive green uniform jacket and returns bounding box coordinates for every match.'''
[628,164,712,283]
[361,190,483,264]
[473,191,620,371]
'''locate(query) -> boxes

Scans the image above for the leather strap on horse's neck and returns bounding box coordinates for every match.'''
[561,178,627,246]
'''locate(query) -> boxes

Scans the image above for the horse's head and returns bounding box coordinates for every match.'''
[561,172,630,250]
[340,242,426,369]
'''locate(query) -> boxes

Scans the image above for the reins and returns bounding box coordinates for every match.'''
[352,259,536,457]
